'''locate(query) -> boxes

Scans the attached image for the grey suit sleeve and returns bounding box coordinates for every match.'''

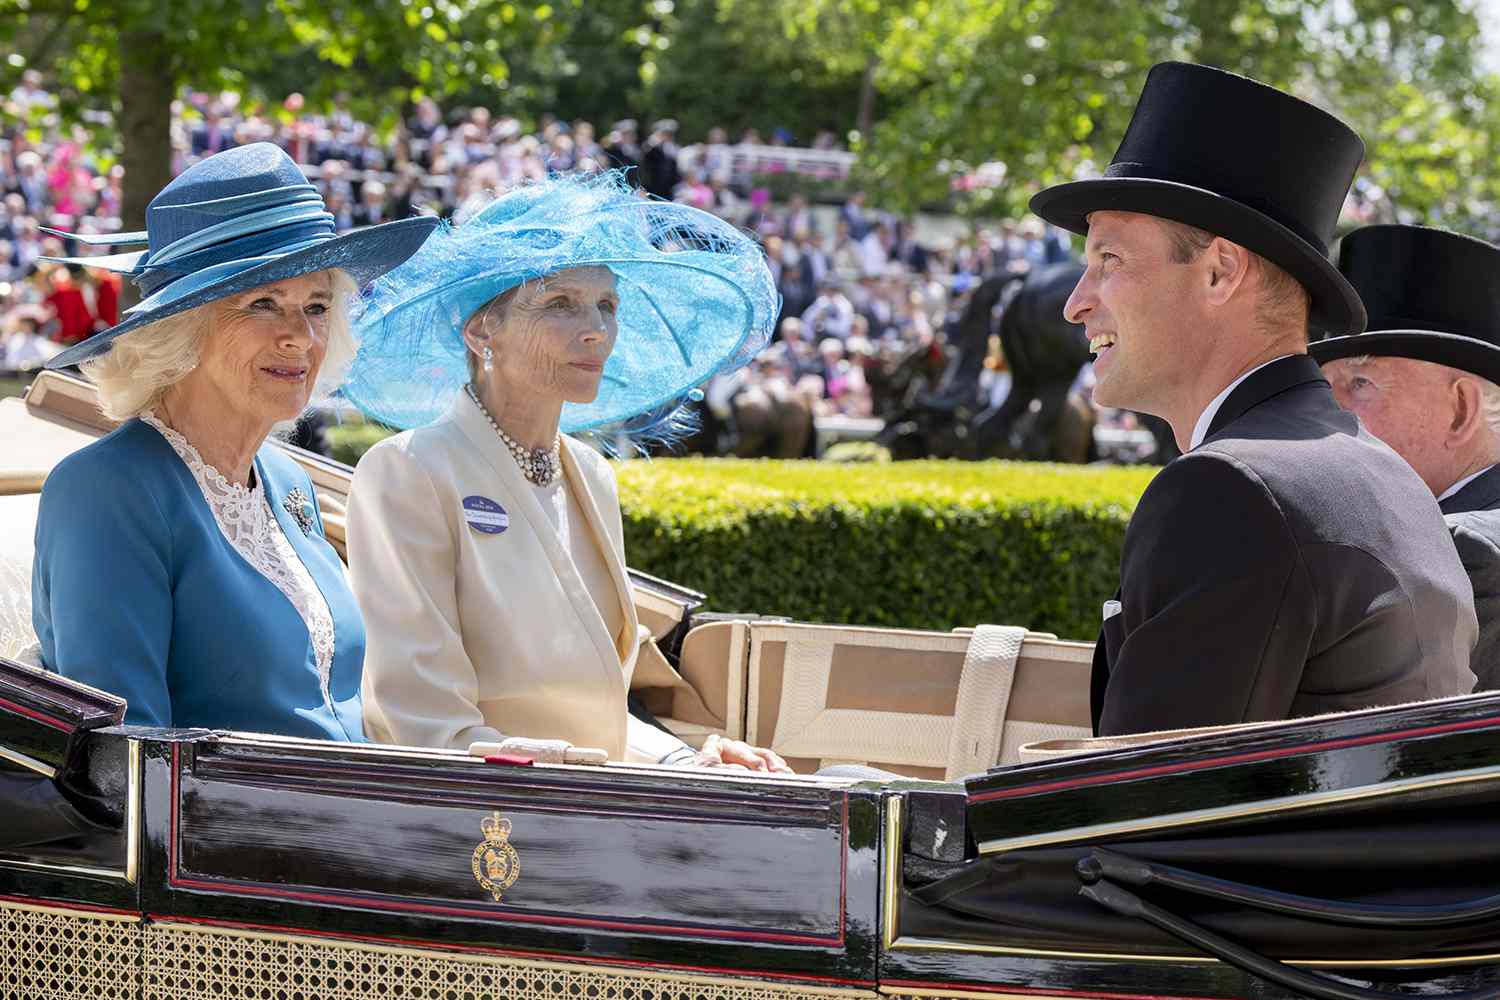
[1448,515,1500,691]
[1098,452,1311,736]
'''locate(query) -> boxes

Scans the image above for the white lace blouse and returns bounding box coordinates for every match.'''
[140,412,337,714]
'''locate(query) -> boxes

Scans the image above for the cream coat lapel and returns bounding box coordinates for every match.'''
[559,437,638,664]
[450,396,626,698]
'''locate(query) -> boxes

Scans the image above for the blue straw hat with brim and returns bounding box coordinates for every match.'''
[42,142,439,369]
[342,170,779,433]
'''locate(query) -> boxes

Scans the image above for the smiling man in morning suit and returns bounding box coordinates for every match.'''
[1030,62,1476,737]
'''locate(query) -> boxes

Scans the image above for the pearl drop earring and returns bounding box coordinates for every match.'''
[482,345,493,373]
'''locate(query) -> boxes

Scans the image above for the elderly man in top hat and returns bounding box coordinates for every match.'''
[1312,226,1500,691]
[1031,62,1475,737]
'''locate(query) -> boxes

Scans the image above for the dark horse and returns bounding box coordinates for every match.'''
[880,262,1098,462]
[663,375,817,459]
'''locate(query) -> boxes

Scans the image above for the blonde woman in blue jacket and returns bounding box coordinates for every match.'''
[31,144,435,737]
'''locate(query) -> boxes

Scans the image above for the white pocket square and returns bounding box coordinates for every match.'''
[1102,599,1123,622]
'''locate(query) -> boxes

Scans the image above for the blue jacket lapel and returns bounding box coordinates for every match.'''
[257,446,366,741]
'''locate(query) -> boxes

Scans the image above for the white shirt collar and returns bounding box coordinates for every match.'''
[1188,355,1296,451]
[1439,464,1497,503]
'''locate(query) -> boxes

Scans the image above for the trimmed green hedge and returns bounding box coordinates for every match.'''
[328,422,1154,639]
[617,459,1155,641]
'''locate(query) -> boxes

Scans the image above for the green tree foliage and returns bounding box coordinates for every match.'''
[543,0,657,128]
[2,0,1494,234]
[0,0,872,218]
[638,0,865,141]
[0,0,569,228]
[761,0,1500,228]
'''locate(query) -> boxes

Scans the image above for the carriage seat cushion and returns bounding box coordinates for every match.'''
[0,493,43,666]
[747,621,1094,778]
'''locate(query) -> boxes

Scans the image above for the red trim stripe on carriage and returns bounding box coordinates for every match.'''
[0,694,71,731]
[0,893,137,917]
[168,745,848,947]
[968,712,1500,803]
[164,873,843,944]
[883,979,1229,999]
[150,913,878,989]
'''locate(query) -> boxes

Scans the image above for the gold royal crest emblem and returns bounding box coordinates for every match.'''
[471,812,521,902]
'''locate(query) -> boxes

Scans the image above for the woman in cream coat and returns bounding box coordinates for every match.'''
[344,172,787,768]
[349,369,658,760]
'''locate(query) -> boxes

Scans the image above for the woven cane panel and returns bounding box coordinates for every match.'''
[145,922,873,1000]
[0,903,141,1000]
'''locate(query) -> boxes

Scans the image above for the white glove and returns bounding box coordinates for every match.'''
[468,739,609,765]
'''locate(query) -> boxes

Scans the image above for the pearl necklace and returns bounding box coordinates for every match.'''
[464,383,562,487]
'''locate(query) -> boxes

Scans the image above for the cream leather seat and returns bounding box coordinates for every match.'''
[741,622,1092,777]
[633,615,1095,778]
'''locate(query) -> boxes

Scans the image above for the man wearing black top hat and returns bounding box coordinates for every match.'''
[1313,226,1500,691]
[1031,62,1476,737]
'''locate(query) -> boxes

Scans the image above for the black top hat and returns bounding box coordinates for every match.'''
[1031,62,1367,335]
[1309,225,1500,384]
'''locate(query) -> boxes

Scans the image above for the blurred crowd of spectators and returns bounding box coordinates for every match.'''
[2,75,1106,457]
[38,77,1417,466]
[16,76,1405,466]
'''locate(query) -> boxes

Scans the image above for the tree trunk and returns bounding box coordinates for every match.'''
[856,53,878,137]
[116,26,174,307]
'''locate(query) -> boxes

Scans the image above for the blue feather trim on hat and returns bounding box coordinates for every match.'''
[342,170,779,435]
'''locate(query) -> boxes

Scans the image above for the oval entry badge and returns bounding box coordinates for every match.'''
[462,495,509,535]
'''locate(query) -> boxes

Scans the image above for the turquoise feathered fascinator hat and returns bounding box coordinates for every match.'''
[342,170,779,433]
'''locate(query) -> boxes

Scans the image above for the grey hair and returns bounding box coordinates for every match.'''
[1479,378,1500,441]
[84,269,360,421]
[462,281,533,381]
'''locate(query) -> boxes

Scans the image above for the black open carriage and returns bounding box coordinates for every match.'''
[3,373,1499,1000]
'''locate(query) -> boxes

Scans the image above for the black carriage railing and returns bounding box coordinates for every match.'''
[1080,848,1500,929]
[1078,848,1500,1000]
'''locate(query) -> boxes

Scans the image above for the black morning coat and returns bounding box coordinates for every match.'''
[1092,355,1478,736]
[1441,464,1500,692]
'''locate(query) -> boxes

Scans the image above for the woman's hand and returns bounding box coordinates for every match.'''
[694,734,793,774]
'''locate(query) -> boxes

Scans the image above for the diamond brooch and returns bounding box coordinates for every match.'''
[282,487,315,536]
